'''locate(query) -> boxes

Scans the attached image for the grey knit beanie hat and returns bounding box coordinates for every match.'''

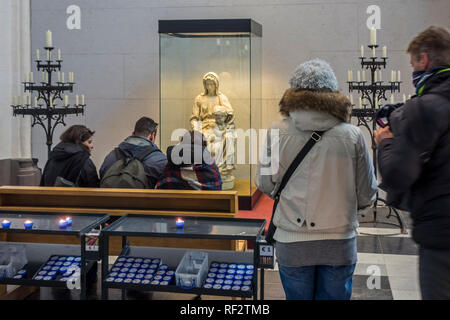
[289,58,339,92]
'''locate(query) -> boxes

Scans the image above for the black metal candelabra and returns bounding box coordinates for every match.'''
[348,44,407,234]
[11,46,85,159]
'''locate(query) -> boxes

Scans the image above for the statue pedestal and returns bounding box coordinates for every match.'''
[221,175,235,190]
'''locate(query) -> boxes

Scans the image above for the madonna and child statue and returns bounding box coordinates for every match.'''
[190,72,236,190]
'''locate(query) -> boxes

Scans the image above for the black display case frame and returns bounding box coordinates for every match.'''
[0,210,109,300]
[100,214,267,300]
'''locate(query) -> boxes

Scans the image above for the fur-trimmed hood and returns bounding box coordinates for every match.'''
[279,88,352,123]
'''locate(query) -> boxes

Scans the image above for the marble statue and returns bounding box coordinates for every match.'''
[190,72,236,189]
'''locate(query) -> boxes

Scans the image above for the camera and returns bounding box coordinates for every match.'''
[375,103,403,129]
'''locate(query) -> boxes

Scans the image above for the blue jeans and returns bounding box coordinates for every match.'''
[278,264,356,300]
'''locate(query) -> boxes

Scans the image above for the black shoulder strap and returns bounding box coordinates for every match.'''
[265,130,326,244]
[275,131,326,199]
[135,145,157,162]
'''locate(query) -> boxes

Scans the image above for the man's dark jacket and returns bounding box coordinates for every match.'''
[378,68,450,249]
[40,142,100,187]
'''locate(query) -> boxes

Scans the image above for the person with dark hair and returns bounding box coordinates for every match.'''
[100,117,167,188]
[40,125,99,187]
[375,26,450,299]
[157,130,222,190]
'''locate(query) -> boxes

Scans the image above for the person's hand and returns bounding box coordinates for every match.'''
[374,126,394,145]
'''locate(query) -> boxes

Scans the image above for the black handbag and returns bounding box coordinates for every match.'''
[265,131,327,244]
[54,159,88,188]
[54,176,77,187]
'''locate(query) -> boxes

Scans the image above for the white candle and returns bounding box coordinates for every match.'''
[29,72,33,83]
[42,71,45,82]
[34,97,38,107]
[359,97,362,107]
[372,47,376,57]
[403,94,406,103]
[36,49,40,60]
[57,72,61,82]
[45,72,48,84]
[58,49,61,60]
[64,95,69,106]
[397,70,401,82]
[27,95,30,105]
[382,46,387,58]
[378,70,382,82]
[50,97,53,108]
[76,95,79,105]
[408,94,411,100]
[390,95,394,104]
[46,49,51,61]
[375,99,379,109]
[370,28,377,45]
[357,71,361,82]
[81,95,85,105]
[348,70,352,82]
[349,95,354,105]
[46,30,52,47]
[362,70,366,82]
[374,71,378,82]
[62,72,65,83]
[360,45,364,57]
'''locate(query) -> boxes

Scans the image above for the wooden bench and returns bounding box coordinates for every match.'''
[0,186,240,249]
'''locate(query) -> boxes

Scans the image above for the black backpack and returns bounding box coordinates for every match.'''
[100,146,156,189]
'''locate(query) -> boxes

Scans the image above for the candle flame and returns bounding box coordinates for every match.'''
[24,220,32,223]
[176,218,184,223]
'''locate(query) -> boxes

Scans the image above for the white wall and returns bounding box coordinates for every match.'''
[0,0,32,160]
[29,0,450,169]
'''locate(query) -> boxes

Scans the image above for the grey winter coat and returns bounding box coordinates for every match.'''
[256,89,377,243]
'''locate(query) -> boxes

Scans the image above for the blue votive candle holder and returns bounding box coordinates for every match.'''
[175,218,184,229]
[24,220,34,230]
[1,219,11,229]
[65,217,73,226]
[59,219,68,229]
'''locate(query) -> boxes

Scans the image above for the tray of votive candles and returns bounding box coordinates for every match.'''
[32,255,84,282]
[202,261,254,293]
[105,256,175,286]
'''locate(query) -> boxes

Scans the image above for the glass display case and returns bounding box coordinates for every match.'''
[100,214,267,300]
[159,19,262,209]
[0,211,109,300]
